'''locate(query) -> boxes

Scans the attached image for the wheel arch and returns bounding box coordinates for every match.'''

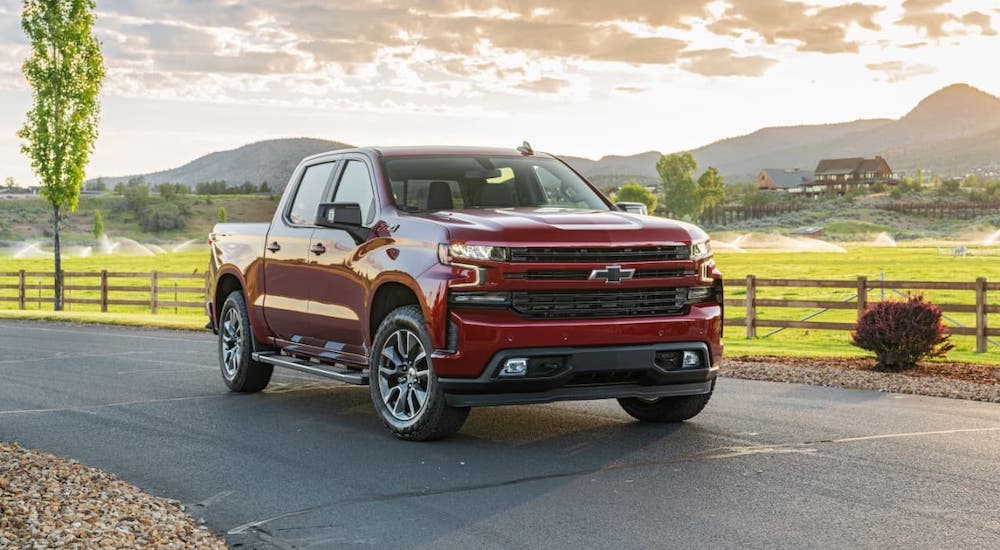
[369,280,423,346]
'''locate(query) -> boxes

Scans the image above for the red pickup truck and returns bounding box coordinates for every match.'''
[207,145,723,440]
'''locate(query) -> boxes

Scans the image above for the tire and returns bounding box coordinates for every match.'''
[369,305,469,441]
[218,290,273,393]
[617,393,712,423]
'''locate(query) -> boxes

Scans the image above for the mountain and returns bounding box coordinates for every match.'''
[91,84,1000,190]
[565,83,1000,182]
[92,138,351,188]
[687,83,1000,179]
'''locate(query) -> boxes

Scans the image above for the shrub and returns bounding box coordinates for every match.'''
[851,295,954,370]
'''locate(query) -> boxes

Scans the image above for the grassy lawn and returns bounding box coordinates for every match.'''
[1,246,997,362]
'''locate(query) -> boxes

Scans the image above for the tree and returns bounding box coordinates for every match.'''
[613,181,657,213]
[218,207,227,223]
[656,152,701,220]
[18,0,104,311]
[92,208,103,239]
[259,181,271,193]
[696,167,726,211]
[4,177,14,191]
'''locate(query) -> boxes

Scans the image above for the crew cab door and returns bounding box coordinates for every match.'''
[302,157,379,360]
[261,159,337,342]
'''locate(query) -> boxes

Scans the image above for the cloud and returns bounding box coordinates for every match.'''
[154,51,306,74]
[515,77,570,94]
[132,22,219,53]
[866,60,936,83]
[710,0,884,54]
[613,85,646,94]
[961,11,998,36]
[680,48,778,77]
[298,40,381,64]
[897,0,997,37]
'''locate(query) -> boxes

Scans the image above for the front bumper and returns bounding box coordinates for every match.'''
[439,341,717,407]
[431,304,723,378]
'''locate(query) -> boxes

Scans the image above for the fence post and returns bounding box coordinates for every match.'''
[18,269,25,310]
[857,276,868,320]
[975,277,987,353]
[150,270,159,314]
[745,274,757,339]
[67,273,72,312]
[100,270,109,312]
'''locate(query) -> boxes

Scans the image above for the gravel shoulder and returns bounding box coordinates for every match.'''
[722,355,1000,403]
[0,442,226,549]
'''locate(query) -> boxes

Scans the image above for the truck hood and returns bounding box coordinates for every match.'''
[416,208,707,247]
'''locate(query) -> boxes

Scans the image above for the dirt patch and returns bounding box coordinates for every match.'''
[722,355,1000,403]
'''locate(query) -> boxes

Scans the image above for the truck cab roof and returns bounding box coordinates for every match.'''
[301,145,555,163]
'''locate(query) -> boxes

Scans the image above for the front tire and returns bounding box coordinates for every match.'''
[369,305,469,440]
[618,393,712,423]
[218,290,273,393]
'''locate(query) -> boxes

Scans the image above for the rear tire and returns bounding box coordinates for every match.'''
[618,393,711,423]
[218,290,273,393]
[369,305,469,441]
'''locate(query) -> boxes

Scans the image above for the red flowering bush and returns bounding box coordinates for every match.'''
[851,295,954,370]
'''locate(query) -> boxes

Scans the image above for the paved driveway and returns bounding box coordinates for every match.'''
[1,320,998,549]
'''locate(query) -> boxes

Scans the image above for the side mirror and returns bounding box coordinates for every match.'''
[316,202,362,227]
[616,202,648,215]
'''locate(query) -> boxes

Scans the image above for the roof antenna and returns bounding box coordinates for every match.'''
[517,141,533,155]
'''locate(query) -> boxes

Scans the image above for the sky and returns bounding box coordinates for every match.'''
[0,0,998,185]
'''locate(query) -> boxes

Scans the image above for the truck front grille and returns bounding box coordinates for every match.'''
[511,288,687,319]
[505,268,690,281]
[509,246,690,263]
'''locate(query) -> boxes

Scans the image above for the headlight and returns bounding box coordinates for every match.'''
[690,240,711,260]
[439,243,509,263]
[686,286,715,304]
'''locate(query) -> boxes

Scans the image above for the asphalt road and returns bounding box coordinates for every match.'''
[1,320,999,549]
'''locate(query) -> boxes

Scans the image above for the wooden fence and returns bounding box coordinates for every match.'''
[0,270,205,313]
[724,276,999,352]
[699,203,803,226]
[881,202,1000,219]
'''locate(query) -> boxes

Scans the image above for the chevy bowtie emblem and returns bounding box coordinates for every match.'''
[589,265,635,284]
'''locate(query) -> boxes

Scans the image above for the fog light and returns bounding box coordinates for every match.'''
[682,351,702,369]
[500,358,528,377]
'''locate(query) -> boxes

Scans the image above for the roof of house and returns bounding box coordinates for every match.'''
[858,158,884,172]
[762,168,814,189]
[815,158,864,175]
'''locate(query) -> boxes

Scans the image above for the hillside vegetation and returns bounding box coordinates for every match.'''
[0,194,279,244]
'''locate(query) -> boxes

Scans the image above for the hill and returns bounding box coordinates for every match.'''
[89,84,1000,189]
[91,138,351,189]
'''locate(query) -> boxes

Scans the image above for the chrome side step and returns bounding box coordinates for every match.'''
[252,352,368,385]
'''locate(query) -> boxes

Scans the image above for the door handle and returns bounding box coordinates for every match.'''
[310,243,327,256]
[266,241,281,253]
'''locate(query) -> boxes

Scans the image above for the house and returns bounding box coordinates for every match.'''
[758,169,814,193]
[805,156,895,194]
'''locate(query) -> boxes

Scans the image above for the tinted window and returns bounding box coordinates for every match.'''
[333,160,377,226]
[384,156,608,212]
[288,162,335,225]
[390,179,464,212]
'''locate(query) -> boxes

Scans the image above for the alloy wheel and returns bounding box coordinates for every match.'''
[376,329,429,421]
[221,307,242,380]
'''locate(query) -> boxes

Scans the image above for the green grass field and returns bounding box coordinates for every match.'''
[1,246,997,363]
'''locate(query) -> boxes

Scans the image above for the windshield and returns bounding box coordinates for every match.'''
[383,156,610,213]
